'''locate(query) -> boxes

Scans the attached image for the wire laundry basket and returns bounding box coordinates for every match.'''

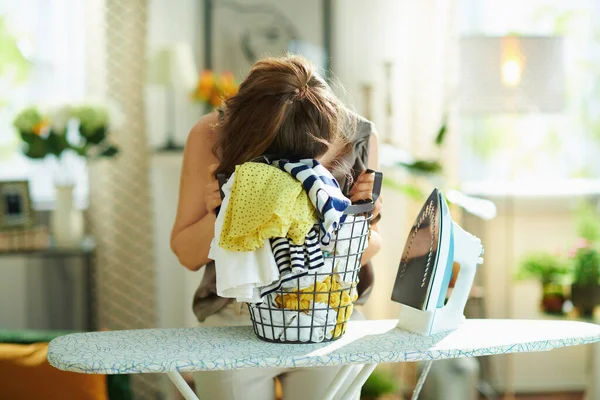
[217,170,382,343]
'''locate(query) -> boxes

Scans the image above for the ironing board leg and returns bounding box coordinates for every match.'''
[320,364,358,400]
[167,371,199,400]
[410,360,433,400]
[339,363,378,399]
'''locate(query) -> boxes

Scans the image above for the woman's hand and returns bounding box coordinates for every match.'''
[205,164,222,214]
[348,170,383,221]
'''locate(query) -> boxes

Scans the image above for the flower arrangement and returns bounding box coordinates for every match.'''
[13,103,120,160]
[192,70,238,109]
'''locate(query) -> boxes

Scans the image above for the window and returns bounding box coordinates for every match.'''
[0,0,87,208]
[458,0,600,183]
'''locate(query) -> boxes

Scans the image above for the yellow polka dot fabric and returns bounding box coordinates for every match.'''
[219,162,317,252]
[274,276,358,338]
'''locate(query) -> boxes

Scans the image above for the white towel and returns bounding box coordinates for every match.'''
[249,301,337,342]
[211,173,280,303]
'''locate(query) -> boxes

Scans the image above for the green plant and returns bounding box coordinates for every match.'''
[516,252,570,285]
[0,17,30,102]
[571,246,600,285]
[569,202,600,285]
[575,202,600,244]
[362,368,399,398]
[382,120,447,201]
[12,104,119,160]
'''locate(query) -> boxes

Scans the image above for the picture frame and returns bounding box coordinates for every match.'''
[203,0,332,82]
[0,180,34,230]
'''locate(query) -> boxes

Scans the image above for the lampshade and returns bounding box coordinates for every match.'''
[459,36,565,113]
[147,43,198,90]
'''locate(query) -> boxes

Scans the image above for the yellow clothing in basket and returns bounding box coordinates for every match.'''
[275,276,358,338]
[219,162,317,252]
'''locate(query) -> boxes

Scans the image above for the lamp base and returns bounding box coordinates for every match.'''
[157,136,184,152]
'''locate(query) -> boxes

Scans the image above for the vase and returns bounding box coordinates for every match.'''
[540,282,565,315]
[50,185,84,248]
[571,284,600,318]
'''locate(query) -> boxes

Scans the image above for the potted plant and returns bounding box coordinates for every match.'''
[361,368,401,400]
[570,241,600,317]
[569,202,600,318]
[517,252,570,315]
[12,103,120,247]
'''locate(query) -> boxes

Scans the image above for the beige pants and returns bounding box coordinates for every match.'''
[192,302,363,400]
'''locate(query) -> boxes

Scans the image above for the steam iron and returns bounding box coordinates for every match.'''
[392,188,484,336]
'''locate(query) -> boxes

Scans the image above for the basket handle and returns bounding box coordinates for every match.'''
[217,173,228,201]
[214,173,228,215]
[369,169,383,203]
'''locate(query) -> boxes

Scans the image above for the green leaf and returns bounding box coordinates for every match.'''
[516,252,570,284]
[362,369,399,397]
[19,131,39,145]
[0,17,31,85]
[23,139,48,159]
[19,133,47,159]
[83,126,107,145]
[382,178,424,200]
[397,159,443,175]
[99,145,119,158]
[45,131,69,156]
[435,122,447,147]
[572,247,600,285]
[71,144,89,157]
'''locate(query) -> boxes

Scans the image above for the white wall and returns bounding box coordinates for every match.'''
[146,0,206,331]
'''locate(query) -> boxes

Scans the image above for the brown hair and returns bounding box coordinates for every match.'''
[214,55,353,177]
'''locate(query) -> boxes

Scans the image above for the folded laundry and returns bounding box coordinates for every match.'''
[219,162,317,252]
[211,173,280,303]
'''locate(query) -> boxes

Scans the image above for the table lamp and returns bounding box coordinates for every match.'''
[459,36,565,113]
[148,43,198,151]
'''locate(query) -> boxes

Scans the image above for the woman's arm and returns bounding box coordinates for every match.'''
[170,113,220,270]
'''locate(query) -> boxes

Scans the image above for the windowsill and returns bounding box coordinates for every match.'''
[33,196,89,212]
[461,179,600,198]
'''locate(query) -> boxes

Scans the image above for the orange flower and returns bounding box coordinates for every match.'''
[210,91,223,108]
[195,70,215,102]
[193,70,239,108]
[32,120,49,136]
[218,71,239,99]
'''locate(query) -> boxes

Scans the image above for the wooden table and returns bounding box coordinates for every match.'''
[47,319,600,400]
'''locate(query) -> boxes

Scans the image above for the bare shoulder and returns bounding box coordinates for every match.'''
[182,113,220,179]
[186,112,220,153]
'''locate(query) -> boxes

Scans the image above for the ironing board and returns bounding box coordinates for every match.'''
[48,319,600,400]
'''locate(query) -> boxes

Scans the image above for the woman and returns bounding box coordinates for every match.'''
[171,56,382,399]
